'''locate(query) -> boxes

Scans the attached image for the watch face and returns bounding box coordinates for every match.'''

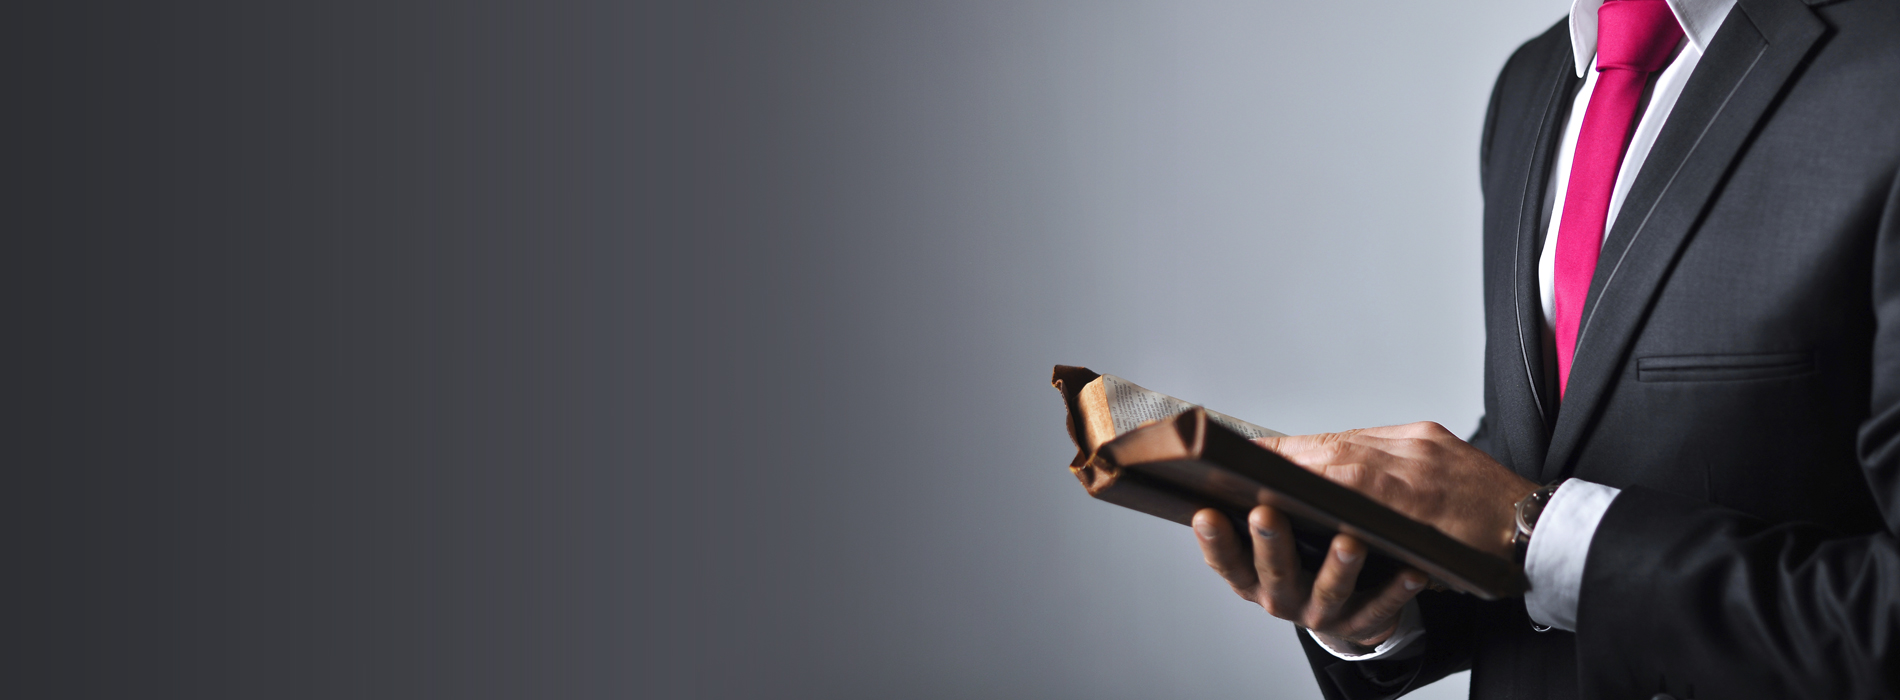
[1513,482,1565,566]
[1515,485,1556,535]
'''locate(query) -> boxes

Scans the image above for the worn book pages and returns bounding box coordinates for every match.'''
[1076,374,1285,452]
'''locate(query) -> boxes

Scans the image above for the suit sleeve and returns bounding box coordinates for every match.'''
[1572,168,1900,699]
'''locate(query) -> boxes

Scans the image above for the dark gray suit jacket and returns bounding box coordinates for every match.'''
[1300,0,1900,697]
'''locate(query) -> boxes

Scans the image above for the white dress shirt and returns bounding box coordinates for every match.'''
[1310,0,1735,659]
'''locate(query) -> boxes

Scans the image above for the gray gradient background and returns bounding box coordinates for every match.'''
[25,1,1568,698]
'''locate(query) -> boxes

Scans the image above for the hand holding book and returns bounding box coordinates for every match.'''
[1051,365,1532,598]
[1200,422,1539,652]
[1255,423,1538,564]
[1193,504,1428,651]
[1052,365,1537,652]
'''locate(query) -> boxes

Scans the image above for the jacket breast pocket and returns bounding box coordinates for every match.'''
[1635,352,1814,383]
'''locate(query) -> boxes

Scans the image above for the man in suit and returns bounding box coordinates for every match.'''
[1190,0,1900,697]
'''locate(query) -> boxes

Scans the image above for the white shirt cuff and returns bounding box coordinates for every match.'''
[1305,598,1426,661]
[1522,479,1622,632]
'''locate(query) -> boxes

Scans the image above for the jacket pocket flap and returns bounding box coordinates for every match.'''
[1636,352,1813,383]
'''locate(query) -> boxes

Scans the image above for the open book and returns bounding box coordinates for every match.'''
[1052,365,1525,600]
[1075,372,1287,452]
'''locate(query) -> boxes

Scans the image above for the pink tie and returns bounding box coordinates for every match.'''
[1553,0,1684,397]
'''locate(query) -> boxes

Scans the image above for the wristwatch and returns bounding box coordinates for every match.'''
[1511,479,1567,567]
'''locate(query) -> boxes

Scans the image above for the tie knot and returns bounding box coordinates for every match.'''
[1596,0,1685,73]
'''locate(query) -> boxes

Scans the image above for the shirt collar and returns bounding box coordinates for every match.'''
[1568,0,1737,77]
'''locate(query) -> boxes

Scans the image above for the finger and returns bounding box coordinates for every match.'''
[1193,509,1257,591]
[1280,441,1384,471]
[1249,506,1305,620]
[1253,430,1360,459]
[1304,534,1367,628]
[1338,433,1436,459]
[1253,434,1320,457]
[1257,424,1453,457]
[1341,567,1428,644]
[1348,421,1452,440]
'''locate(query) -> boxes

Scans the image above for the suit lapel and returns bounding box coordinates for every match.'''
[1497,50,1580,481]
[1541,0,1826,482]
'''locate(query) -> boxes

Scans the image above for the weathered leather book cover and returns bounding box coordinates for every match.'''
[1052,365,1526,600]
